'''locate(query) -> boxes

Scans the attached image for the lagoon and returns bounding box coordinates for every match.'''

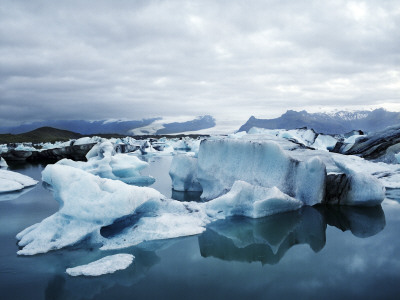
[1,157,400,300]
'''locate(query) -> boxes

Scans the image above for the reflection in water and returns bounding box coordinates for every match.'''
[316,205,386,238]
[0,186,35,202]
[199,205,385,264]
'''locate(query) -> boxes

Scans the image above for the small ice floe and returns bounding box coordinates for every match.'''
[66,254,134,276]
[0,169,38,193]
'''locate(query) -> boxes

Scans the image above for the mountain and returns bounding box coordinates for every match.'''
[0,115,216,136]
[0,118,161,135]
[238,109,400,134]
[0,127,83,144]
[155,115,216,134]
[130,115,216,135]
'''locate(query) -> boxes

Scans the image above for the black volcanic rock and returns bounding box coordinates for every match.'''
[238,108,400,134]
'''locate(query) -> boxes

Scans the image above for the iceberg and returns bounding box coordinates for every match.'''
[206,181,303,219]
[325,158,386,206]
[0,169,38,193]
[169,154,202,192]
[57,141,155,185]
[66,254,134,276]
[0,157,8,168]
[16,164,164,255]
[196,139,326,205]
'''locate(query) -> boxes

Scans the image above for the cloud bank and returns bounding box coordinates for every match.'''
[0,0,399,126]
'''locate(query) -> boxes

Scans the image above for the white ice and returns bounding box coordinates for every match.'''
[16,164,164,255]
[169,154,202,192]
[333,158,385,206]
[206,181,303,219]
[66,254,134,276]
[196,139,326,206]
[74,136,105,145]
[0,169,38,193]
[14,144,37,151]
[58,141,155,185]
[0,157,8,168]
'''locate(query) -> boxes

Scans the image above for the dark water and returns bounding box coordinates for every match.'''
[1,157,400,300]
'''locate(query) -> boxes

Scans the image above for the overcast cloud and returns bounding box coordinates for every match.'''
[0,0,399,126]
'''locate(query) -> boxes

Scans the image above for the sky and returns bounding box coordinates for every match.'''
[0,0,399,126]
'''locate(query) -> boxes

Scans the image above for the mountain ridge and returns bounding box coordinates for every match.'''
[0,115,216,135]
[238,108,400,134]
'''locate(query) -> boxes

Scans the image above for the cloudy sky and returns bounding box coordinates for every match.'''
[0,0,399,126]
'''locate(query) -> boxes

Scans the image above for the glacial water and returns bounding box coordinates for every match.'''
[1,156,400,300]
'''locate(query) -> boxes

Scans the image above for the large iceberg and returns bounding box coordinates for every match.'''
[57,141,155,185]
[16,164,164,255]
[171,138,385,207]
[196,139,326,205]
[0,169,38,193]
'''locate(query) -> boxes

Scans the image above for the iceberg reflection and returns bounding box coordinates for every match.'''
[199,205,385,264]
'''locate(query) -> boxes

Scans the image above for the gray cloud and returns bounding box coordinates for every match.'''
[0,0,399,126]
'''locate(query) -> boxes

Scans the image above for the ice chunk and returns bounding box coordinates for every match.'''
[197,139,326,205]
[206,181,303,219]
[331,158,386,206]
[312,134,338,151]
[15,144,37,151]
[74,136,105,146]
[16,164,164,255]
[0,157,8,168]
[58,141,155,185]
[169,154,202,192]
[248,127,317,147]
[66,254,134,276]
[295,157,326,206]
[0,169,38,193]
[396,152,400,164]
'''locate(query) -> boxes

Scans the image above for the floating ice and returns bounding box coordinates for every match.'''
[66,254,134,276]
[169,154,202,192]
[247,127,317,147]
[196,139,326,205]
[332,158,385,206]
[0,169,38,193]
[14,144,37,151]
[0,157,8,168]
[396,152,400,164]
[74,136,105,146]
[58,141,155,185]
[16,164,164,255]
[312,134,338,151]
[206,181,303,219]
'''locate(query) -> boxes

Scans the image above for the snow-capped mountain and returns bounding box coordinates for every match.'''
[238,108,400,134]
[0,115,216,135]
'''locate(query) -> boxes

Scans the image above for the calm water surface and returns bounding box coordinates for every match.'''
[1,156,400,300]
